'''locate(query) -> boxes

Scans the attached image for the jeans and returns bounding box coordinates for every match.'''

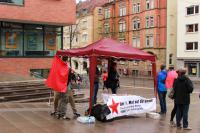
[92,82,99,105]
[176,104,189,128]
[158,91,167,113]
[170,103,177,121]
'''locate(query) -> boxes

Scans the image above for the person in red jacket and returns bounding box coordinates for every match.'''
[102,70,108,90]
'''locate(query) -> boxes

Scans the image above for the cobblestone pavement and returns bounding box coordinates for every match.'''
[0,77,199,133]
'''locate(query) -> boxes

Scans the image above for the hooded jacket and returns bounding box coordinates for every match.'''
[173,75,193,104]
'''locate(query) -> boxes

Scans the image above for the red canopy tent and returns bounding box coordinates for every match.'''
[56,38,157,112]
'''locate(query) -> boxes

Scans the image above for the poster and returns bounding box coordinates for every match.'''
[45,33,56,50]
[27,33,37,50]
[6,32,17,49]
[102,94,156,120]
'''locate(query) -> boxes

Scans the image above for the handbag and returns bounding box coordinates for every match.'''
[168,88,175,99]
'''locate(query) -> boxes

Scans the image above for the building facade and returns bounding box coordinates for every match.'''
[166,0,177,69]
[102,0,167,73]
[177,0,200,79]
[0,0,76,81]
[64,0,107,74]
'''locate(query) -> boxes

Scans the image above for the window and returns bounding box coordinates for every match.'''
[104,23,110,33]
[82,20,87,29]
[187,5,199,15]
[169,54,173,65]
[82,34,88,42]
[119,20,126,32]
[105,8,110,19]
[98,8,103,15]
[146,0,154,10]
[185,63,197,76]
[132,37,140,48]
[186,42,198,51]
[119,6,126,16]
[133,4,137,13]
[133,3,140,13]
[73,60,78,70]
[0,22,62,57]
[137,3,140,13]
[133,18,140,30]
[146,35,154,47]
[146,16,154,28]
[186,24,198,33]
[0,0,24,5]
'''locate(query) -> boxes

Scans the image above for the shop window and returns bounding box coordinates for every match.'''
[0,22,62,57]
[44,26,62,56]
[185,63,197,76]
[0,0,24,5]
[0,22,23,56]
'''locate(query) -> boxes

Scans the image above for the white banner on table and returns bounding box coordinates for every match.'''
[102,94,156,120]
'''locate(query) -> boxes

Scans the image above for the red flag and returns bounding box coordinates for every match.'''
[45,56,69,92]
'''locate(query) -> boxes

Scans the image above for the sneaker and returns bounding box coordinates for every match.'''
[60,115,70,120]
[183,127,192,130]
[74,113,81,118]
[50,111,57,116]
[170,121,176,127]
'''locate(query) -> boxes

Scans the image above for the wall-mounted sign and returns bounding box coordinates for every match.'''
[6,32,17,49]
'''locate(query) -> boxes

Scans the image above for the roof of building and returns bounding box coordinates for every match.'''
[77,0,108,14]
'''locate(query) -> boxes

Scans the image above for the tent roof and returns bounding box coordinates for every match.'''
[56,38,156,62]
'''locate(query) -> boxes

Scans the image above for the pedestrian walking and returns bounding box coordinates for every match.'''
[157,64,167,115]
[165,65,178,126]
[173,68,193,130]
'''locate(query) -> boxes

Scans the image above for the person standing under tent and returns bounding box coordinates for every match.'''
[157,64,167,115]
[92,67,101,105]
[107,62,120,94]
[102,70,108,91]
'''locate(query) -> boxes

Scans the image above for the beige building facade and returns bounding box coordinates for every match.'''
[64,0,106,74]
[166,0,177,69]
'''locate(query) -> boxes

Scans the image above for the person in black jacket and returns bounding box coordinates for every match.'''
[173,68,193,130]
[106,62,119,94]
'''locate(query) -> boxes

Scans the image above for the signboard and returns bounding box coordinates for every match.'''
[45,33,56,50]
[102,94,156,120]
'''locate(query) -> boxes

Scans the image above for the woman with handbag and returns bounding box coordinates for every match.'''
[166,66,177,126]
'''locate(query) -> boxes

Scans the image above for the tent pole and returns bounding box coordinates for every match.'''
[152,62,157,98]
[89,56,97,115]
